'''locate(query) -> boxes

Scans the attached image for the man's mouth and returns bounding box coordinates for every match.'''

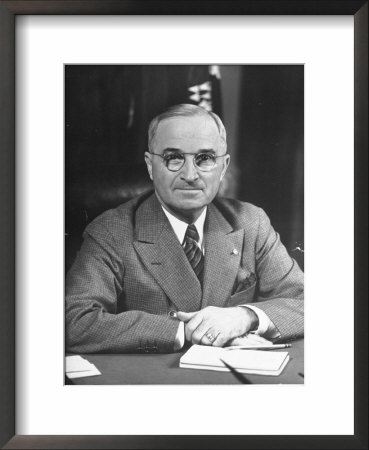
[176,187,203,191]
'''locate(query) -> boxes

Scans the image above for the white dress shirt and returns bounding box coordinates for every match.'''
[161,206,279,349]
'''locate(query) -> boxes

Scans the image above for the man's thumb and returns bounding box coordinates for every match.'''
[176,311,196,322]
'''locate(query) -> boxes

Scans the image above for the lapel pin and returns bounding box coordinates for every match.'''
[231,249,238,255]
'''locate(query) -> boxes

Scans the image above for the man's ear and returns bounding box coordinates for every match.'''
[220,154,230,181]
[144,152,153,181]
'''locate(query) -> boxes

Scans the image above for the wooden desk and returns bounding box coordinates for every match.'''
[69,339,304,385]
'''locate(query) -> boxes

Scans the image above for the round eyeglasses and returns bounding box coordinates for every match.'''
[150,151,228,172]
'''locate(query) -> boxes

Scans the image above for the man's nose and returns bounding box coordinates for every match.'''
[180,157,199,182]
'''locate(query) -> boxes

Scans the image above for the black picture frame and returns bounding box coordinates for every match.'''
[0,1,367,448]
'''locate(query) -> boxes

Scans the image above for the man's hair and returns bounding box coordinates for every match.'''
[148,104,227,153]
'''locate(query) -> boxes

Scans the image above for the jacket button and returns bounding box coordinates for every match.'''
[169,310,177,319]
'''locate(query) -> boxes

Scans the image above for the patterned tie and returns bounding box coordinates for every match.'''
[183,224,204,284]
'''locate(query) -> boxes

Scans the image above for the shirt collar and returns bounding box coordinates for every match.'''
[161,206,207,247]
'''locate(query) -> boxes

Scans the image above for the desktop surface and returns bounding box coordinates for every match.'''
[68,339,304,385]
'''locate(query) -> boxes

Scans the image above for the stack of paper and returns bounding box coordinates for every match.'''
[65,355,101,379]
[180,345,289,376]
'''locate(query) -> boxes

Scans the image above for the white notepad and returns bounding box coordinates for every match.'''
[65,355,101,379]
[180,345,289,376]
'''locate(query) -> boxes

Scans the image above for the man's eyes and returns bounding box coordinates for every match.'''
[164,153,183,161]
[163,153,215,161]
[196,153,215,162]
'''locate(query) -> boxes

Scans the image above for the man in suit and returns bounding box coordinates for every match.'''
[66,104,303,354]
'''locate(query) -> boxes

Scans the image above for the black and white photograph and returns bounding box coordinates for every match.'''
[65,64,304,384]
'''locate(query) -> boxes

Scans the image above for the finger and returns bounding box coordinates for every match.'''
[176,311,197,323]
[243,333,273,345]
[184,314,204,342]
[231,334,273,346]
[200,329,220,346]
[189,321,214,345]
[211,332,229,348]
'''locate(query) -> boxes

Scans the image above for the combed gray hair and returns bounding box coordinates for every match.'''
[148,104,227,153]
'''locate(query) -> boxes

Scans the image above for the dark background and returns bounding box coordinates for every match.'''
[65,65,304,262]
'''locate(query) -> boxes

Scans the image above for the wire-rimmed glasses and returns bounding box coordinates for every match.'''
[150,150,227,172]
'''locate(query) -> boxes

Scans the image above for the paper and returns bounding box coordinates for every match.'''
[179,345,289,376]
[65,355,101,379]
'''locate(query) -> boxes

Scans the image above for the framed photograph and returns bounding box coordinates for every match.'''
[1,1,367,448]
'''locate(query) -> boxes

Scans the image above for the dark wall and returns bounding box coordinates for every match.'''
[237,65,304,253]
[65,65,213,173]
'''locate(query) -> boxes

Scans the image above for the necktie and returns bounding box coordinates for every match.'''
[183,224,204,284]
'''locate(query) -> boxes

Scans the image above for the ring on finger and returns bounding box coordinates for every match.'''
[205,331,219,344]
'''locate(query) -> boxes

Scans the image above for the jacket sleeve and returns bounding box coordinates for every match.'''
[65,223,179,354]
[232,207,304,341]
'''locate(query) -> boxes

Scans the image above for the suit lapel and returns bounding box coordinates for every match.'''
[201,203,244,308]
[133,194,202,312]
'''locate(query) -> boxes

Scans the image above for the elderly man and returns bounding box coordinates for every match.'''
[66,104,304,353]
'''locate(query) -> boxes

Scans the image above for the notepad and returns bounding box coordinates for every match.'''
[180,345,289,376]
[65,355,101,379]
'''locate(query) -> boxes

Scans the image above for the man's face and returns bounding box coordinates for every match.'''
[145,115,230,222]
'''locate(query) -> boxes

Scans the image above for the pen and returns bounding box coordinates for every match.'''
[219,359,252,384]
[225,344,291,351]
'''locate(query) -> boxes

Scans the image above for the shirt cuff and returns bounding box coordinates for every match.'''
[173,321,185,351]
[240,305,281,339]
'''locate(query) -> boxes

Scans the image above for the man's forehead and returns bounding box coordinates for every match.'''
[155,115,220,140]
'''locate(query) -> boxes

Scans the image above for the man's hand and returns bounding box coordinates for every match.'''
[228,334,272,347]
[176,306,259,347]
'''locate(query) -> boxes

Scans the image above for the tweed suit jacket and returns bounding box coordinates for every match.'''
[66,191,304,353]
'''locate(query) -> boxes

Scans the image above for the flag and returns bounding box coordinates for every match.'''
[186,65,223,117]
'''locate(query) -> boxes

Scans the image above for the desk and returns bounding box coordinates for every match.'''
[69,339,303,385]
